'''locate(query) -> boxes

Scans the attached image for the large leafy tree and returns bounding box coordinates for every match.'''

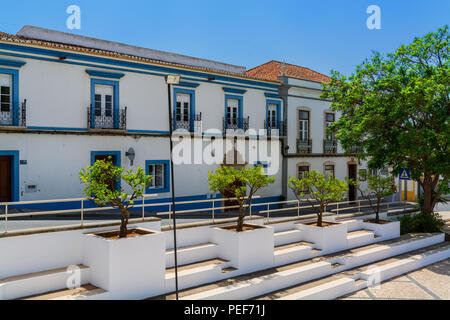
[321,26,449,215]
[208,165,275,232]
[79,157,152,238]
[288,170,348,227]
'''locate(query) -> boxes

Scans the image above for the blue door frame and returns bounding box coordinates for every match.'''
[0,150,19,202]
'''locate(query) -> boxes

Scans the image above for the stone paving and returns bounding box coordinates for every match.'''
[340,258,450,300]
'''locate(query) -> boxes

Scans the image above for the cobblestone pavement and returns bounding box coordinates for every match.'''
[340,259,450,300]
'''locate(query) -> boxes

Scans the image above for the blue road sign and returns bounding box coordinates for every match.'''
[399,168,410,180]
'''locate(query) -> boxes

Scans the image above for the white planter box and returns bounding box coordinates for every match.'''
[212,224,274,273]
[83,227,165,300]
[295,221,347,253]
[362,220,400,240]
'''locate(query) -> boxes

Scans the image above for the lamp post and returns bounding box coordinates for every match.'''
[165,74,180,299]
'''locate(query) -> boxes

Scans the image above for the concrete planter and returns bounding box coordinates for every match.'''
[296,221,347,253]
[212,224,274,273]
[83,227,165,300]
[362,220,400,240]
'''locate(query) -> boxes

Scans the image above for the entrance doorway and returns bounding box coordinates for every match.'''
[0,156,12,202]
[348,164,357,202]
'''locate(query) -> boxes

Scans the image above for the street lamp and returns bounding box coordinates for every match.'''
[165,74,180,299]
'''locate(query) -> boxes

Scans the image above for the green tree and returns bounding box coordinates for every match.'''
[288,170,348,227]
[349,171,397,223]
[321,26,449,215]
[208,165,275,232]
[79,157,152,238]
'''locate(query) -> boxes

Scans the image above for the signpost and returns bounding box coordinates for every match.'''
[399,168,410,201]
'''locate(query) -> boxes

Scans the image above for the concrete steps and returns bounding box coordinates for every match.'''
[21,283,109,300]
[0,264,91,300]
[254,242,450,300]
[347,230,376,248]
[166,242,218,268]
[153,233,445,300]
[274,229,303,246]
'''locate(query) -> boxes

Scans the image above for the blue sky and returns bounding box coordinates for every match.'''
[0,0,448,76]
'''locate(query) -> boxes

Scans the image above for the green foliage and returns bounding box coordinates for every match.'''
[288,170,347,226]
[208,165,275,231]
[79,157,152,237]
[321,26,449,214]
[398,212,445,234]
[416,192,449,213]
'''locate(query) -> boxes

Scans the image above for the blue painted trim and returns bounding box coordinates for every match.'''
[174,81,200,88]
[0,43,279,90]
[0,67,20,126]
[223,87,247,95]
[90,151,122,189]
[266,99,281,124]
[173,87,196,132]
[27,126,88,132]
[0,58,26,68]
[264,92,281,99]
[224,94,243,128]
[145,160,170,194]
[90,78,120,129]
[86,69,125,79]
[127,129,170,135]
[0,150,19,202]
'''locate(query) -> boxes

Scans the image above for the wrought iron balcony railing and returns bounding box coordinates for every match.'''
[0,100,26,127]
[87,106,127,130]
[172,113,202,132]
[264,120,286,136]
[349,145,360,154]
[323,139,337,154]
[223,116,250,132]
[296,139,312,154]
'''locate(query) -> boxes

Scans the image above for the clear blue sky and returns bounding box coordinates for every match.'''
[0,0,448,76]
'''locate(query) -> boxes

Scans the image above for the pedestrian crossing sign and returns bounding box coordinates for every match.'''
[399,168,410,180]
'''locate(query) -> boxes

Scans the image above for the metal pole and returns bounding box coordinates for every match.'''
[81,199,84,227]
[212,200,215,222]
[297,200,300,216]
[167,81,179,300]
[4,204,7,234]
[142,195,145,221]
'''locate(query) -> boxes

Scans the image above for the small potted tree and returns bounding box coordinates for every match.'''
[288,170,349,252]
[79,157,165,299]
[349,170,400,239]
[208,165,276,272]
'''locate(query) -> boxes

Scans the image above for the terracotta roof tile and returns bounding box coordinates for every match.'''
[245,60,330,83]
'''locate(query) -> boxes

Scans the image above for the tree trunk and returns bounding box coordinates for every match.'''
[236,203,244,232]
[422,174,433,215]
[317,203,324,227]
[119,205,128,238]
[375,197,381,223]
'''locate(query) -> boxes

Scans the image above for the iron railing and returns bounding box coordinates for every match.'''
[0,100,26,127]
[296,139,312,154]
[223,116,250,132]
[264,120,286,136]
[323,139,337,154]
[172,113,202,132]
[87,106,127,130]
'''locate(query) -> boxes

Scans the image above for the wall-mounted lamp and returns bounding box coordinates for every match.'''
[59,56,67,61]
[207,77,215,81]
[125,147,135,166]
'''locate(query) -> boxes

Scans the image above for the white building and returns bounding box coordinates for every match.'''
[0,26,366,210]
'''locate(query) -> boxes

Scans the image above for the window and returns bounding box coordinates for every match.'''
[145,160,170,193]
[298,110,309,141]
[176,93,190,122]
[0,74,11,113]
[325,165,335,178]
[254,161,269,175]
[227,98,239,126]
[298,165,310,179]
[359,169,368,181]
[90,78,119,130]
[325,112,335,140]
[267,104,277,127]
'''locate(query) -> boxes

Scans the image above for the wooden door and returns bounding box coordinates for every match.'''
[0,156,12,202]
[348,164,357,201]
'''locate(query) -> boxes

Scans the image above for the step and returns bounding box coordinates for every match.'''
[166,242,218,268]
[340,219,363,232]
[0,264,90,300]
[21,283,109,300]
[274,229,304,246]
[274,241,316,266]
[260,242,450,300]
[169,233,444,300]
[347,230,375,248]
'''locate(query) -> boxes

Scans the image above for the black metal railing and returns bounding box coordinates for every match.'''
[264,120,286,136]
[0,100,26,127]
[323,139,337,154]
[87,106,127,130]
[297,139,312,154]
[223,116,250,132]
[172,113,202,132]
[348,145,360,154]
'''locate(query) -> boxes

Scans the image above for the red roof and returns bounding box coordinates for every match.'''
[245,60,330,83]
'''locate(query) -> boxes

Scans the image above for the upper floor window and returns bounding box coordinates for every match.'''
[267,103,277,127]
[298,165,310,179]
[176,93,190,122]
[227,98,239,127]
[325,112,335,140]
[298,110,309,141]
[0,74,11,114]
[324,164,335,178]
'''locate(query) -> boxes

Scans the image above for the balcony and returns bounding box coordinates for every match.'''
[296,139,312,154]
[0,100,26,127]
[323,139,337,154]
[172,113,202,133]
[264,120,286,137]
[223,116,250,133]
[349,145,360,154]
[87,106,127,130]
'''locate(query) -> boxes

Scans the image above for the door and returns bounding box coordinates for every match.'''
[0,156,12,202]
[0,74,12,126]
[298,110,309,141]
[94,155,116,190]
[226,99,239,128]
[267,104,277,128]
[94,84,114,128]
[348,164,357,201]
[175,93,191,129]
